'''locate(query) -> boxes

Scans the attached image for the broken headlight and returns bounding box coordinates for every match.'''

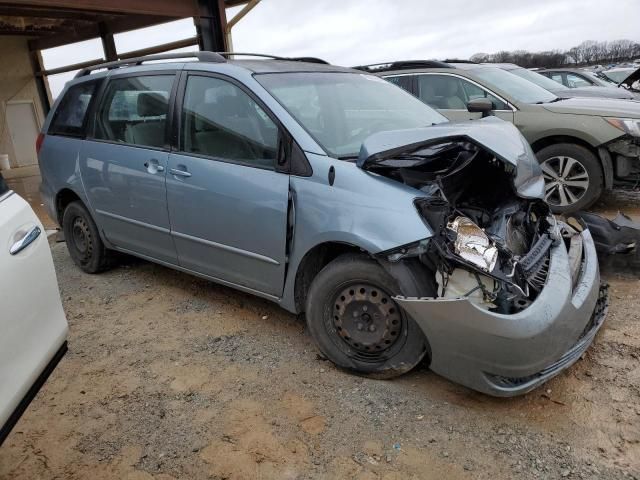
[606,118,640,138]
[447,216,498,272]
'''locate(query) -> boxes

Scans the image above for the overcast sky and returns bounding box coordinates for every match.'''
[43,0,640,97]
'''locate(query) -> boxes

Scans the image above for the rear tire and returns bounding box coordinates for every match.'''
[62,201,112,273]
[536,143,603,214]
[305,254,429,379]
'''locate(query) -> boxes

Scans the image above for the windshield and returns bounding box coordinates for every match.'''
[603,69,634,83]
[256,72,448,158]
[472,67,557,104]
[586,71,616,86]
[509,68,568,92]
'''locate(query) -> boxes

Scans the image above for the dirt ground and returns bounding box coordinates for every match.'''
[1,180,639,480]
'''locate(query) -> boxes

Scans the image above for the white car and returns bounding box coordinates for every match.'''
[0,172,68,445]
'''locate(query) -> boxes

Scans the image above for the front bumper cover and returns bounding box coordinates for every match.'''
[395,229,606,397]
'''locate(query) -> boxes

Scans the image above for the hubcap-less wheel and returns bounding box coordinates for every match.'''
[71,216,92,262]
[331,283,405,362]
[541,156,590,207]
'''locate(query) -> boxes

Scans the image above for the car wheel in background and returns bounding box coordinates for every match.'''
[62,201,112,273]
[536,143,603,214]
[305,254,428,379]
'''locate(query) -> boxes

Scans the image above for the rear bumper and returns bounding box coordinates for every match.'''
[395,229,606,397]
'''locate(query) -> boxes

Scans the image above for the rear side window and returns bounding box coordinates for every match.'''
[49,81,99,137]
[386,75,414,94]
[0,173,8,196]
[94,75,174,149]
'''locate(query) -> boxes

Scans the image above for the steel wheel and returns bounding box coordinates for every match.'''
[62,201,113,273]
[330,282,406,362]
[541,155,590,207]
[71,216,93,261]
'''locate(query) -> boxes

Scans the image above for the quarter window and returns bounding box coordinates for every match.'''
[49,81,100,137]
[94,75,174,148]
[181,76,278,168]
[386,75,414,94]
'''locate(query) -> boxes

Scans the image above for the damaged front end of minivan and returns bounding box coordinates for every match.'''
[359,118,608,396]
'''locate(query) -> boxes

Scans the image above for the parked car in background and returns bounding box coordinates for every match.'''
[38,52,605,397]
[360,60,640,212]
[539,67,640,99]
[0,172,68,446]
[601,67,639,86]
[495,64,639,100]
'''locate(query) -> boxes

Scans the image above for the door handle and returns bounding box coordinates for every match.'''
[144,159,165,173]
[170,168,192,178]
[10,226,41,255]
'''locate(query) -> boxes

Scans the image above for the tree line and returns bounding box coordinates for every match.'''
[470,40,640,68]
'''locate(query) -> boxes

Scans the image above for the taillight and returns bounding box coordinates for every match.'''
[35,133,45,156]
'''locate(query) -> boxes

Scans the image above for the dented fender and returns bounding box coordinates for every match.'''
[278,153,435,313]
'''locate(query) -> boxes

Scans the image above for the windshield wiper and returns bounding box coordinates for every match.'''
[338,155,359,160]
[535,97,565,104]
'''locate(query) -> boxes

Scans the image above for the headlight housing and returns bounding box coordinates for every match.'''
[605,118,640,137]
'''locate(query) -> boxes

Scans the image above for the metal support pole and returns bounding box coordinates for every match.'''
[195,0,228,52]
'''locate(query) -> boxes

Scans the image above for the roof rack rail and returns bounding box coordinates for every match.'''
[74,51,225,78]
[352,60,453,72]
[218,52,329,64]
[443,59,477,64]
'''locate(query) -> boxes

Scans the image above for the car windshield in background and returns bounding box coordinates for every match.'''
[509,67,569,92]
[256,72,448,158]
[472,67,557,104]
[589,71,617,85]
[603,69,635,83]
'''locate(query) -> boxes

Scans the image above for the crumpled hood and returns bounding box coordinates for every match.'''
[359,117,528,168]
[357,116,544,199]
[541,96,640,118]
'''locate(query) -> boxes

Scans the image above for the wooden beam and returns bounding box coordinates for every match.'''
[29,49,52,112]
[6,0,198,17]
[37,57,104,76]
[28,14,178,51]
[99,21,117,61]
[118,36,198,60]
[0,5,121,20]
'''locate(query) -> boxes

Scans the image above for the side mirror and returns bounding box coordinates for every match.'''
[467,98,494,117]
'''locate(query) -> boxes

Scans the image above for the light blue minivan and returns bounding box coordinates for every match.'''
[38,52,606,396]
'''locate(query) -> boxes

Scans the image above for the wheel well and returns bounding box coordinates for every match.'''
[293,242,364,313]
[55,189,82,224]
[530,135,608,185]
[530,135,597,156]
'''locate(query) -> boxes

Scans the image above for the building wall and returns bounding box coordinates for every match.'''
[0,36,46,169]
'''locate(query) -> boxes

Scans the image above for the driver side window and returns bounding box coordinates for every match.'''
[565,73,593,88]
[181,76,279,169]
[460,79,509,110]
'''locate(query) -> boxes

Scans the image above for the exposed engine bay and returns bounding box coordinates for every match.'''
[367,139,561,314]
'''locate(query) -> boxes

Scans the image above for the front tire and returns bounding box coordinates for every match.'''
[62,201,112,273]
[536,143,603,214]
[305,254,428,379]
